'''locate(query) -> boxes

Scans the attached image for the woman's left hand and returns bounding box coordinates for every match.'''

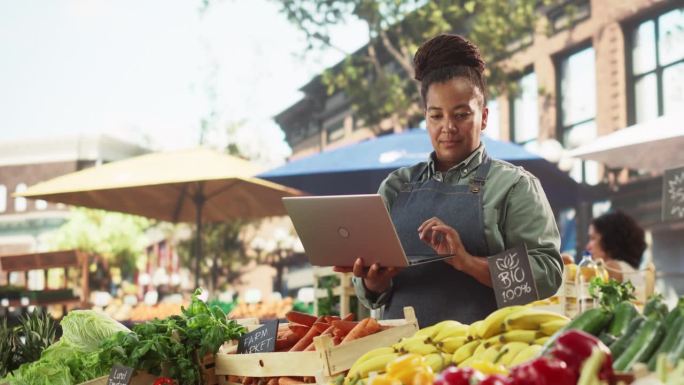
[418,217,471,270]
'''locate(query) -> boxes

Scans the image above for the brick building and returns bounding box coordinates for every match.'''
[0,134,148,255]
[275,1,683,291]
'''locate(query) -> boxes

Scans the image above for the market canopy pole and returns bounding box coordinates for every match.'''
[17,147,303,289]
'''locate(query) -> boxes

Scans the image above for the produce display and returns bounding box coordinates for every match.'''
[228,297,297,319]
[233,311,390,385]
[0,310,58,379]
[343,306,570,385]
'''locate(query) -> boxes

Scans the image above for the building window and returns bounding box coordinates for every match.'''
[558,46,599,184]
[510,71,539,145]
[35,199,48,210]
[484,98,500,140]
[0,185,6,213]
[325,117,345,144]
[628,8,684,124]
[14,183,27,212]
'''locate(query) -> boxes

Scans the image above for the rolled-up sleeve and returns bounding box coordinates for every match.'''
[501,173,564,299]
[352,277,393,309]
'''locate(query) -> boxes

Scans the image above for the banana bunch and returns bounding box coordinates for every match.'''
[345,305,569,385]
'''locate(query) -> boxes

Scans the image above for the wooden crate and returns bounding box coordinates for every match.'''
[214,307,418,383]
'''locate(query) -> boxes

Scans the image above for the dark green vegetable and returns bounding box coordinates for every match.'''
[598,331,617,347]
[588,278,635,311]
[541,308,613,354]
[15,309,58,364]
[606,301,638,337]
[647,314,684,370]
[609,315,645,359]
[612,317,665,371]
[643,293,668,320]
[0,317,17,378]
[99,288,246,385]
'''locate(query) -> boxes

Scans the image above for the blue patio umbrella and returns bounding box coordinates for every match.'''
[260,129,577,209]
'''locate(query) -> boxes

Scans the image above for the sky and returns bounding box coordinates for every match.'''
[0,0,369,166]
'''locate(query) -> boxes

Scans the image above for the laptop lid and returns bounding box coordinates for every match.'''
[283,194,410,267]
[283,194,455,268]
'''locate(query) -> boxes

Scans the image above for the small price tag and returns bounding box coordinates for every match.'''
[487,244,539,308]
[662,165,684,222]
[237,319,279,354]
[107,365,134,385]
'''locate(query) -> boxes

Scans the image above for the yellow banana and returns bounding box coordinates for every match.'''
[534,336,549,345]
[504,308,569,331]
[402,339,439,355]
[457,355,476,368]
[540,319,569,336]
[392,335,428,351]
[472,340,489,357]
[479,305,527,339]
[347,352,400,379]
[353,347,397,367]
[468,320,484,339]
[438,336,469,353]
[452,339,482,364]
[497,342,529,367]
[499,330,541,344]
[414,325,439,340]
[469,360,509,375]
[478,345,501,363]
[432,320,468,342]
[424,352,447,372]
[509,344,543,366]
[483,335,503,348]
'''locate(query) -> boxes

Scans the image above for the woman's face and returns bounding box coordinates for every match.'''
[425,77,488,171]
[587,224,609,261]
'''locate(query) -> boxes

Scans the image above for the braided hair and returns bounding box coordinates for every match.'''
[413,34,487,107]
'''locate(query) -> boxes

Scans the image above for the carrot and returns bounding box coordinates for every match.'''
[278,377,306,385]
[340,317,381,343]
[266,378,279,385]
[333,335,343,345]
[331,320,358,334]
[304,325,335,351]
[288,324,309,339]
[312,321,330,333]
[285,311,318,327]
[289,319,325,351]
[275,331,298,351]
[342,312,355,321]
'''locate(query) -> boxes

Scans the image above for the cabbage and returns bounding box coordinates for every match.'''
[60,310,129,353]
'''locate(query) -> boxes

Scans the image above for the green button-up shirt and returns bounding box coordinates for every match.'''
[353,143,564,309]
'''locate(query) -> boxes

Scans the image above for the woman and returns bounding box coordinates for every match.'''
[335,34,563,326]
[586,210,646,282]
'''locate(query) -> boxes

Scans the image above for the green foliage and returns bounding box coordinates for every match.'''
[98,289,246,385]
[47,208,150,277]
[588,277,636,311]
[275,0,560,129]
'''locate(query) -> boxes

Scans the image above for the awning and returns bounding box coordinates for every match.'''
[567,113,684,173]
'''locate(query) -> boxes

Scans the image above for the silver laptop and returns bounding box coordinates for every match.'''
[282,194,453,267]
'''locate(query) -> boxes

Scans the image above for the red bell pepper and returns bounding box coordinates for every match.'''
[435,366,485,385]
[549,330,614,381]
[152,377,175,385]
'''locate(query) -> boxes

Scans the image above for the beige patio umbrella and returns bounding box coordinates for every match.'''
[16,147,303,287]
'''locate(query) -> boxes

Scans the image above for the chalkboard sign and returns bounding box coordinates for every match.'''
[487,244,539,308]
[662,166,684,222]
[107,365,134,385]
[237,319,279,354]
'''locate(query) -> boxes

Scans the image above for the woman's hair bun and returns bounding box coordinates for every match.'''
[413,34,485,81]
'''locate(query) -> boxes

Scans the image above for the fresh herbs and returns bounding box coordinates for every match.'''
[0,309,58,379]
[588,277,635,311]
[99,288,246,385]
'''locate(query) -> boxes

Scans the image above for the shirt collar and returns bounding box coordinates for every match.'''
[427,142,485,177]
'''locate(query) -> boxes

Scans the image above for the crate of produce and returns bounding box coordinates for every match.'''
[214,307,418,384]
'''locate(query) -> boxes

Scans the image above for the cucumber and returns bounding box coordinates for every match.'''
[609,315,645,359]
[541,308,612,354]
[598,331,617,347]
[643,295,668,320]
[607,301,638,337]
[647,314,684,370]
[663,306,684,329]
[668,326,684,364]
[612,318,665,371]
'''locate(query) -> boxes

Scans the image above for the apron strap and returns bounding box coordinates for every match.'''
[469,149,491,193]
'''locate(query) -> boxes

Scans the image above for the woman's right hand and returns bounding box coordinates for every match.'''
[333,258,402,294]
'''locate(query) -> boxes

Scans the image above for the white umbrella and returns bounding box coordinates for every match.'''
[567,113,684,172]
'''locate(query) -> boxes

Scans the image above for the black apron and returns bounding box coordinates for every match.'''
[385,150,498,326]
